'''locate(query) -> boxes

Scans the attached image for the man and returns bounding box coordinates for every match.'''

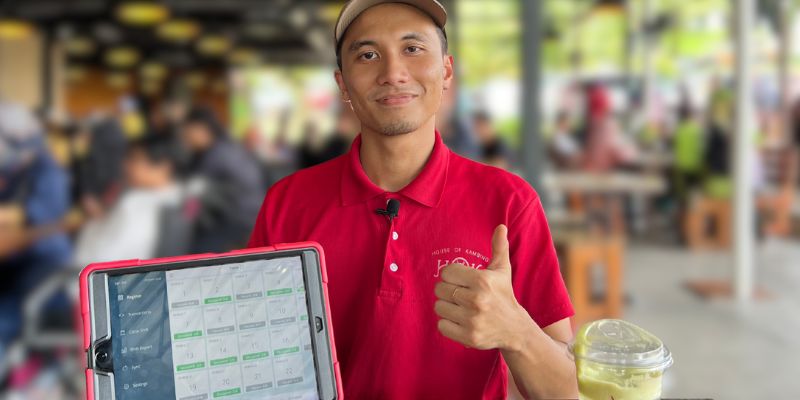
[180,107,264,252]
[473,110,514,169]
[74,134,183,266]
[0,102,71,359]
[248,1,578,398]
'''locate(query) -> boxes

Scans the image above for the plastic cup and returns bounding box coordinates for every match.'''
[569,319,673,400]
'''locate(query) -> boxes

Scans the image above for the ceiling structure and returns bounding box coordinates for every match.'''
[1,0,348,68]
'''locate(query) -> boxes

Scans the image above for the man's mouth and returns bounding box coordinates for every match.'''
[376,93,418,106]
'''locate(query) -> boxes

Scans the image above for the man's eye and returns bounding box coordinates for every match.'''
[359,51,378,60]
[407,46,421,53]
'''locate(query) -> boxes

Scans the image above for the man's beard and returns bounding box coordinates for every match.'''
[378,120,417,136]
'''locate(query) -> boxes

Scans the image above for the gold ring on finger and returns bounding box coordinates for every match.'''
[452,286,461,303]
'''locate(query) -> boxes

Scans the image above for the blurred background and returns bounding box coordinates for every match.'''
[0,0,798,399]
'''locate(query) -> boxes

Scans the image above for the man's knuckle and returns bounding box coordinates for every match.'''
[436,320,446,334]
[475,274,491,290]
[441,266,455,281]
[434,282,446,297]
[473,295,490,311]
[466,331,482,346]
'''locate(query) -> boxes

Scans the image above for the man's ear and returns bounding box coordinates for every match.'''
[334,69,351,103]
[442,55,454,91]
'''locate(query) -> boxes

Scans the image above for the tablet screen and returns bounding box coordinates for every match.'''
[106,256,319,400]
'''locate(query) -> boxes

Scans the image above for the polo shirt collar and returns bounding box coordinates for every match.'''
[340,130,450,208]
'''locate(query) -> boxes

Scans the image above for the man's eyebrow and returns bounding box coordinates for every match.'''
[348,39,377,52]
[347,32,430,52]
[401,32,428,42]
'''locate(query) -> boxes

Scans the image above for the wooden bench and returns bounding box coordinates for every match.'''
[684,196,732,249]
[757,147,798,237]
[554,232,624,331]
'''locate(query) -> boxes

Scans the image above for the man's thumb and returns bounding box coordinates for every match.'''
[487,224,510,271]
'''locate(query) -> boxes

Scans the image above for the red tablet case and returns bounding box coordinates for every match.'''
[78,242,343,400]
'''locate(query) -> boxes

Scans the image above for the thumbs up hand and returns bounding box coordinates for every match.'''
[434,224,535,350]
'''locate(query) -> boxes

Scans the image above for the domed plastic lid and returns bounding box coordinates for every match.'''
[570,319,673,371]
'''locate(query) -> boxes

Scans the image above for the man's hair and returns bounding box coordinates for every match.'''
[335,24,448,71]
[127,134,176,166]
[183,106,227,139]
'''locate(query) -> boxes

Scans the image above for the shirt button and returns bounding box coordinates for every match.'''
[392,231,399,240]
[389,263,399,272]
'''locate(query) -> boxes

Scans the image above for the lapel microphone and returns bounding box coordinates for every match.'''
[375,199,400,222]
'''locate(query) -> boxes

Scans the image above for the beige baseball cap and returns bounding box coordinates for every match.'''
[334,0,447,44]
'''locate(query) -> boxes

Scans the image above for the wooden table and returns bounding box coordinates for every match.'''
[544,170,669,236]
[542,171,667,195]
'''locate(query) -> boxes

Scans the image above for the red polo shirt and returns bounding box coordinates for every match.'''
[248,131,573,399]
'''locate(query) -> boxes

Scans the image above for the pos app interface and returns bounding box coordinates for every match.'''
[106,256,319,400]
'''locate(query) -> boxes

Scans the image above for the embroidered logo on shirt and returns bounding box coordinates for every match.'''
[431,247,490,277]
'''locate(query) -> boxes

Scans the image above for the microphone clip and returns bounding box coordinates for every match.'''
[375,199,400,222]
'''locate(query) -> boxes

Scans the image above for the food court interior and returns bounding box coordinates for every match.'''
[0,0,798,398]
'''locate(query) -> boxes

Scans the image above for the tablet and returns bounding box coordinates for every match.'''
[79,242,341,400]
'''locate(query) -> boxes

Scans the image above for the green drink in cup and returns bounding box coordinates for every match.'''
[569,319,673,400]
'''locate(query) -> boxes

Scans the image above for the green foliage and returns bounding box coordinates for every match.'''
[456,0,522,85]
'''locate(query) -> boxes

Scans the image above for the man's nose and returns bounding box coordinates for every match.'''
[376,53,410,86]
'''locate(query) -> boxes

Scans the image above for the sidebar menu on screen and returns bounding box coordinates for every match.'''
[108,271,176,399]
